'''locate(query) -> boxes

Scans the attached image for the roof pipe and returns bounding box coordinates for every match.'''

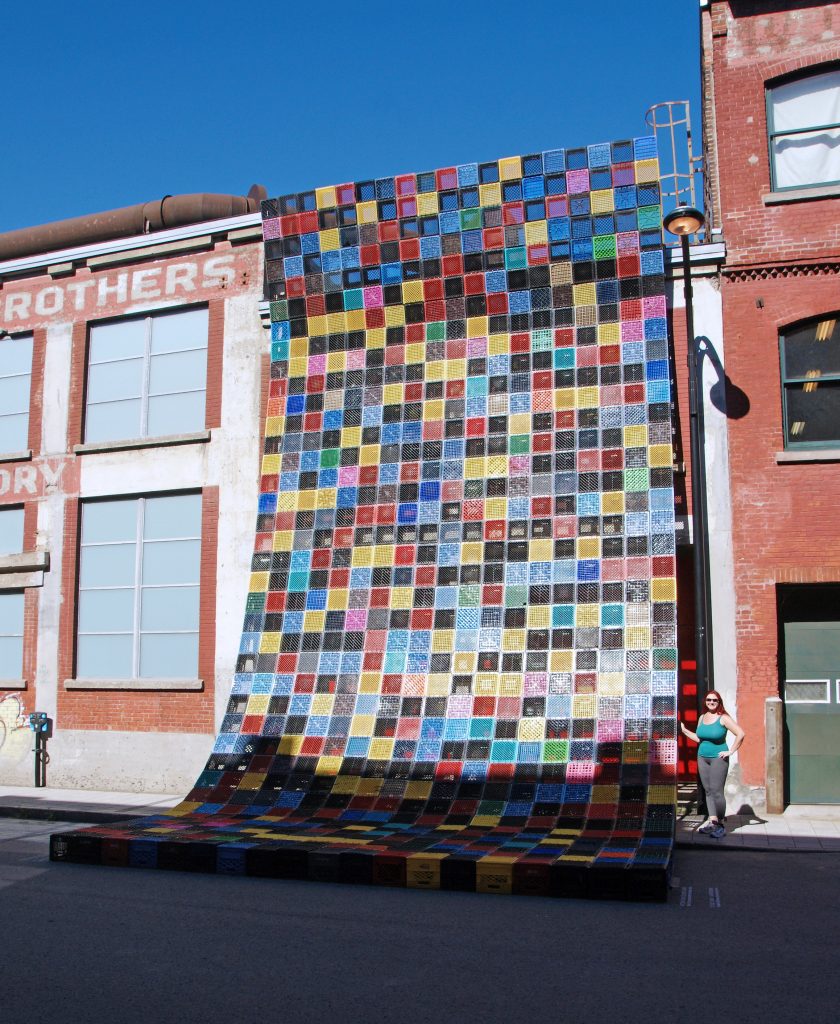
[0,186,267,262]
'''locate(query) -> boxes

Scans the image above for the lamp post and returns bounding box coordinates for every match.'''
[663,205,714,707]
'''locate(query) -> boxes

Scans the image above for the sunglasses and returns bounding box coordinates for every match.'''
[705,698,720,705]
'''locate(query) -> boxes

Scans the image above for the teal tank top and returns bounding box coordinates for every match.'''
[697,715,728,758]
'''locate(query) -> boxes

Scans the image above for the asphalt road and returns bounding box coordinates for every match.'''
[1,818,837,1024]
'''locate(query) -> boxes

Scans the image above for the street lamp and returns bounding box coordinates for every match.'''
[663,205,714,708]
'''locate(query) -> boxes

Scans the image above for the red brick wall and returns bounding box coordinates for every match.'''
[57,486,219,733]
[705,1,840,787]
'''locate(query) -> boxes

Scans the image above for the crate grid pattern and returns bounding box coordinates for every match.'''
[52,138,678,900]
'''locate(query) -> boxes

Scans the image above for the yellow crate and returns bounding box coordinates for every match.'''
[248,572,269,592]
[526,605,550,628]
[416,191,439,215]
[499,156,522,180]
[576,537,600,560]
[453,652,476,673]
[326,588,348,610]
[346,308,365,330]
[479,182,502,206]
[316,186,337,209]
[467,316,488,338]
[258,633,280,655]
[573,282,597,306]
[649,443,673,467]
[327,351,346,372]
[402,280,424,303]
[602,491,625,513]
[575,604,599,627]
[319,228,340,251]
[635,158,660,183]
[303,612,325,633]
[476,857,517,895]
[384,305,405,327]
[356,200,378,224]
[554,388,575,410]
[550,651,574,672]
[624,424,648,446]
[652,577,677,602]
[315,756,341,776]
[518,718,544,742]
[405,342,425,363]
[407,853,447,889]
[524,221,548,245]
[590,188,615,214]
[598,322,621,343]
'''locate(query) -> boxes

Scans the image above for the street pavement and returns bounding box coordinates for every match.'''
[0,815,838,1024]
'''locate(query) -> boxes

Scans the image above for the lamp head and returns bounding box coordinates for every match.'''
[663,205,705,237]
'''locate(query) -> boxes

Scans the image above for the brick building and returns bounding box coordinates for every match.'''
[700,0,840,806]
[0,196,268,791]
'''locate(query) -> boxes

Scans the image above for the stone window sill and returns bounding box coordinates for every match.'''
[64,678,204,691]
[0,450,33,464]
[74,431,211,456]
[776,448,840,463]
[763,183,840,205]
[0,679,27,690]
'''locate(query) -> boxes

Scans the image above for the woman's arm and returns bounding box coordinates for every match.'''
[679,720,700,744]
[719,714,745,758]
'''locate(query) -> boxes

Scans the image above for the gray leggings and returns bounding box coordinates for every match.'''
[698,756,728,819]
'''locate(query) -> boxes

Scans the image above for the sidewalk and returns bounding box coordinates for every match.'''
[0,785,181,823]
[2,784,839,851]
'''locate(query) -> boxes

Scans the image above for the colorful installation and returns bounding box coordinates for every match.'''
[51,139,678,899]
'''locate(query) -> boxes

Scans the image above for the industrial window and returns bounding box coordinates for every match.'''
[76,493,201,679]
[767,67,840,190]
[0,591,24,678]
[0,333,33,454]
[84,307,208,443]
[780,316,840,448]
[0,506,25,556]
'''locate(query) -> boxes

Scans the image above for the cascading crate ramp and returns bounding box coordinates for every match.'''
[51,138,679,901]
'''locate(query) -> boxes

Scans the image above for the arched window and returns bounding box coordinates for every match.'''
[780,315,840,448]
[767,67,840,190]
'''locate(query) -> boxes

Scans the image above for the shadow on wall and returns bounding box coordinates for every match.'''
[700,336,751,420]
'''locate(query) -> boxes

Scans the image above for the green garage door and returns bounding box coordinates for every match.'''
[783,621,840,804]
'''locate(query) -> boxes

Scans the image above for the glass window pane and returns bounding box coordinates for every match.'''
[150,308,208,354]
[79,543,137,587]
[784,319,840,378]
[148,349,207,396]
[146,391,205,437]
[0,375,31,414]
[77,588,135,632]
[139,632,198,678]
[77,633,133,678]
[0,591,24,633]
[786,381,840,445]
[773,128,840,189]
[0,636,23,678]
[86,358,143,403]
[0,336,34,376]
[89,319,146,364]
[771,69,840,132]
[82,500,138,543]
[142,539,201,585]
[0,414,30,453]
[140,586,200,631]
[84,399,142,443]
[144,494,201,540]
[0,507,25,555]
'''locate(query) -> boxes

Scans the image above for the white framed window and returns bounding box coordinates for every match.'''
[784,679,831,704]
[85,307,208,443]
[0,506,25,556]
[77,493,202,679]
[768,67,840,190]
[0,333,34,454]
[0,592,24,678]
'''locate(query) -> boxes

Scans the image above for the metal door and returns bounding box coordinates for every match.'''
[783,621,840,804]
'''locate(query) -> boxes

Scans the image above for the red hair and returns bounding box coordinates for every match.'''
[703,690,729,717]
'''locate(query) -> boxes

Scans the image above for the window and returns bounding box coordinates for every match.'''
[85,307,208,443]
[77,494,202,678]
[0,506,25,556]
[0,333,33,454]
[0,592,24,678]
[767,68,840,190]
[780,316,840,447]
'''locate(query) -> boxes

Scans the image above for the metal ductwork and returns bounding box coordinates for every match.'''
[0,185,268,262]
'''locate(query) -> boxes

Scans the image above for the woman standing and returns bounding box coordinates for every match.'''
[680,690,745,838]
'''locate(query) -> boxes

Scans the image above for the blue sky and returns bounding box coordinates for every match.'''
[2,0,701,233]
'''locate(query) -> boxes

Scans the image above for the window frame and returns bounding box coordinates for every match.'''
[83,304,209,445]
[0,331,34,456]
[75,491,203,681]
[0,590,25,680]
[766,64,840,192]
[779,314,840,450]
